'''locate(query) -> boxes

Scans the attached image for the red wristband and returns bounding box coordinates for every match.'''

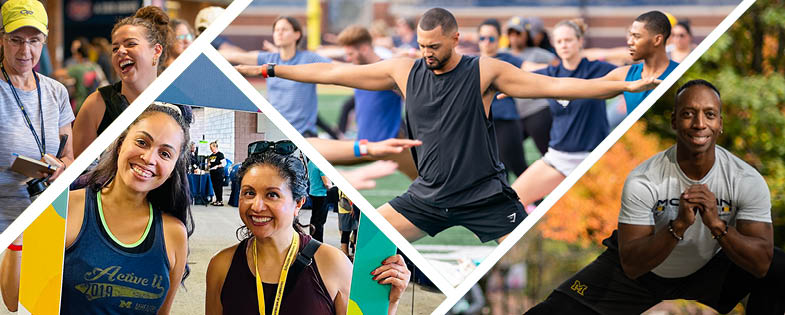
[260,64,269,78]
[7,244,22,251]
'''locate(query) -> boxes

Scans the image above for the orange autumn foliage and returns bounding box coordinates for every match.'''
[540,121,670,247]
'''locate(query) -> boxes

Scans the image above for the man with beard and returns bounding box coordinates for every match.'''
[237,8,658,243]
[526,80,784,314]
[601,10,679,113]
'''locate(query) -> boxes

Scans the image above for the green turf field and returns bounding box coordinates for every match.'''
[315,89,543,247]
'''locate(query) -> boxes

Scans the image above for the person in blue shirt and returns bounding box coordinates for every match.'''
[599,11,678,113]
[336,25,403,142]
[511,19,617,209]
[477,18,527,177]
[307,160,331,242]
[228,16,331,136]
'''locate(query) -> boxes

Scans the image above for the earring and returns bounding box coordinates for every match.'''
[153,59,157,66]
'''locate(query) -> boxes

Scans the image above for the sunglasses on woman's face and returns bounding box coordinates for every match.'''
[479,36,497,43]
[248,140,298,156]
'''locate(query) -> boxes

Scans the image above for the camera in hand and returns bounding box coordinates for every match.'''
[26,176,49,199]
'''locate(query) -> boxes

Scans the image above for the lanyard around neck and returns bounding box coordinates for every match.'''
[1,64,45,157]
[252,232,299,315]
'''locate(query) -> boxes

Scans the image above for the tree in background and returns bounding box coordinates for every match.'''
[646,0,785,247]
[515,0,785,309]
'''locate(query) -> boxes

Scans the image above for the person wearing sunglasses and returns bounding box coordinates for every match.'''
[205,140,410,315]
[237,8,658,244]
[166,19,195,68]
[477,18,527,181]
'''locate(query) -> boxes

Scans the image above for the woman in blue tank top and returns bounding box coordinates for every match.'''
[205,143,410,315]
[61,105,193,314]
[511,19,617,209]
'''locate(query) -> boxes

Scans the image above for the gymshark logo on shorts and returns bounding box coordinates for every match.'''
[570,280,588,296]
[507,213,516,223]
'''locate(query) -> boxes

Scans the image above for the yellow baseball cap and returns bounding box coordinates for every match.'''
[2,0,48,36]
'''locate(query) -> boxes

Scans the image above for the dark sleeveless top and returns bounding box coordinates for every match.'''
[404,55,508,207]
[220,233,335,315]
[97,81,129,135]
[62,188,170,314]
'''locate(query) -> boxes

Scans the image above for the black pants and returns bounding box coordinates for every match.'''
[528,235,785,315]
[309,195,328,242]
[494,119,527,176]
[210,168,224,202]
[519,108,551,156]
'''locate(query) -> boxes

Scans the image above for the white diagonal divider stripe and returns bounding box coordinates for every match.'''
[0,0,253,260]
[198,46,457,297]
[432,0,755,313]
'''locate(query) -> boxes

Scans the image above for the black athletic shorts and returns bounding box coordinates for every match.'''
[529,231,785,315]
[389,186,525,242]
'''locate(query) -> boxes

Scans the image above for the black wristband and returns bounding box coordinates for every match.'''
[267,63,276,78]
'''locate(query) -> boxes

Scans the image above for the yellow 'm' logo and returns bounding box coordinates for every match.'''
[570,280,588,296]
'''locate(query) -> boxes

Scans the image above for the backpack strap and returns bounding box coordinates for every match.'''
[283,237,322,295]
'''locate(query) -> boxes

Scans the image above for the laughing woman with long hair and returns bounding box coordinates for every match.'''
[72,6,174,157]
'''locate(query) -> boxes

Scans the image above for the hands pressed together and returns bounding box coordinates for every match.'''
[673,184,726,237]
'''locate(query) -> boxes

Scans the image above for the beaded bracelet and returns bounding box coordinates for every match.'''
[668,220,683,241]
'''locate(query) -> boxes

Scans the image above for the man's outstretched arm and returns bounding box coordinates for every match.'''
[484,57,657,100]
[236,58,412,92]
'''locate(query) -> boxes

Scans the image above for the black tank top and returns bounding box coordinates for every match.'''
[405,55,507,207]
[220,234,335,315]
[97,81,129,135]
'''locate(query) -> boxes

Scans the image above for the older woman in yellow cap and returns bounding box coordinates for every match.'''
[0,0,74,227]
[0,0,74,310]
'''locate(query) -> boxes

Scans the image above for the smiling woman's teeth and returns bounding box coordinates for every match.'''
[251,216,272,223]
[132,165,153,178]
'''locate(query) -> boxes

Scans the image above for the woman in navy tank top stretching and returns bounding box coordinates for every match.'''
[206,144,410,315]
[62,105,192,314]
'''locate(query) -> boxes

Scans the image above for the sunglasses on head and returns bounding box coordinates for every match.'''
[248,140,310,183]
[248,140,298,156]
[479,36,497,43]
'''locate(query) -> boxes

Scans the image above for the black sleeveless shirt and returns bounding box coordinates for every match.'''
[220,234,335,315]
[97,81,129,135]
[404,55,508,207]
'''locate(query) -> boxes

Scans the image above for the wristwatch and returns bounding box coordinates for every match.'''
[267,63,276,78]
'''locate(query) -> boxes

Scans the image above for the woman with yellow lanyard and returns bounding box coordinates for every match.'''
[206,140,410,315]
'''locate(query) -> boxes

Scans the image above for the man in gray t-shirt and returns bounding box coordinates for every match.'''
[527,80,783,315]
